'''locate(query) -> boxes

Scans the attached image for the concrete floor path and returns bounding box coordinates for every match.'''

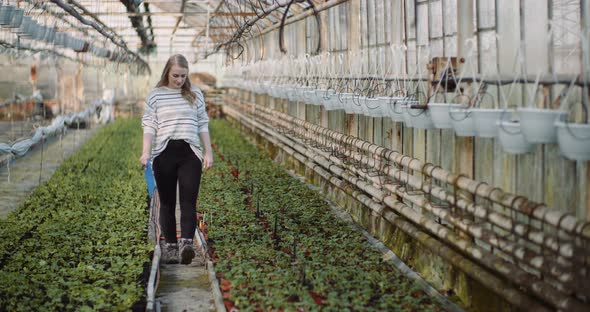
[155,189,216,312]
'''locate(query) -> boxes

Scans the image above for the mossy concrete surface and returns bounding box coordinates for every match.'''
[156,196,215,312]
[157,262,215,312]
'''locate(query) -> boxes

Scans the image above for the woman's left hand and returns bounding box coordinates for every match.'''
[203,150,213,170]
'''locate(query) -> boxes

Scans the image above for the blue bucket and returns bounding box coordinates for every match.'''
[144,161,156,198]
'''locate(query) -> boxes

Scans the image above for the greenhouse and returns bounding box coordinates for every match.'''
[0,0,589,311]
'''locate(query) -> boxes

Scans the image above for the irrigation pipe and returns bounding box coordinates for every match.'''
[0,100,104,157]
[224,105,553,312]
[244,101,586,296]
[249,102,583,262]
[250,104,590,243]
[239,106,582,309]
[225,100,590,310]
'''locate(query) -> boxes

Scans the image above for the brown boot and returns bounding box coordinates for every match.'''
[162,242,179,264]
[179,238,195,265]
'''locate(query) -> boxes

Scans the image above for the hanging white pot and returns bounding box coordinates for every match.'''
[322,92,335,111]
[70,37,78,49]
[472,108,503,138]
[385,97,405,123]
[555,121,590,161]
[322,89,337,110]
[279,85,288,98]
[247,82,256,93]
[261,82,272,95]
[331,91,346,111]
[8,7,23,29]
[404,100,434,129]
[517,108,566,143]
[34,24,46,41]
[272,85,282,99]
[351,95,364,114]
[315,89,329,106]
[256,82,267,95]
[303,89,318,105]
[286,87,298,102]
[284,86,295,100]
[429,103,462,129]
[340,93,355,114]
[295,86,311,102]
[497,120,535,154]
[358,96,370,116]
[450,106,476,136]
[16,15,31,36]
[268,85,279,98]
[380,97,394,118]
[65,34,75,49]
[400,103,413,127]
[363,96,386,117]
[0,5,14,26]
[54,32,64,47]
[325,92,339,111]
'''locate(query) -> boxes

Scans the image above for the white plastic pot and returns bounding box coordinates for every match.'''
[400,99,428,128]
[268,85,280,98]
[497,120,535,154]
[282,86,294,100]
[351,96,364,114]
[401,104,413,127]
[16,15,31,36]
[450,107,476,136]
[361,97,376,117]
[303,89,317,105]
[287,87,298,102]
[0,5,14,26]
[323,95,336,111]
[8,7,23,29]
[340,93,355,114]
[555,121,590,161]
[376,97,393,118]
[386,97,405,123]
[517,108,566,143]
[34,25,47,41]
[296,86,313,102]
[315,89,329,106]
[405,103,434,129]
[472,108,503,138]
[328,91,343,111]
[429,103,462,129]
[280,86,292,100]
[322,90,337,111]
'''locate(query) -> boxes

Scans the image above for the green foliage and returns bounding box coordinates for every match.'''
[0,119,151,311]
[201,120,441,311]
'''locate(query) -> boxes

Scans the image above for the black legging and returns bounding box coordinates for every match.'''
[153,140,202,244]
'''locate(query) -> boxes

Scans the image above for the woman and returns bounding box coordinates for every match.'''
[140,54,213,264]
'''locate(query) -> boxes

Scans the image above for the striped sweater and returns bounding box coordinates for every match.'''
[142,86,209,161]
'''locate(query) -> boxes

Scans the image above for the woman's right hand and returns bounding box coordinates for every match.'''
[139,153,150,168]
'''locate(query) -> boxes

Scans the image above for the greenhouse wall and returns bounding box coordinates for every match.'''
[220,0,590,310]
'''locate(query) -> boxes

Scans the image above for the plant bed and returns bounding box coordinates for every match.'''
[199,119,443,311]
[0,119,152,311]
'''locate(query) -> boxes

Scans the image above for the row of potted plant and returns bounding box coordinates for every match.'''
[0,3,108,55]
[199,119,442,311]
[0,119,151,311]
[225,79,590,161]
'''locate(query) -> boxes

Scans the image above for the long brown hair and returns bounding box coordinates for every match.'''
[156,54,197,105]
